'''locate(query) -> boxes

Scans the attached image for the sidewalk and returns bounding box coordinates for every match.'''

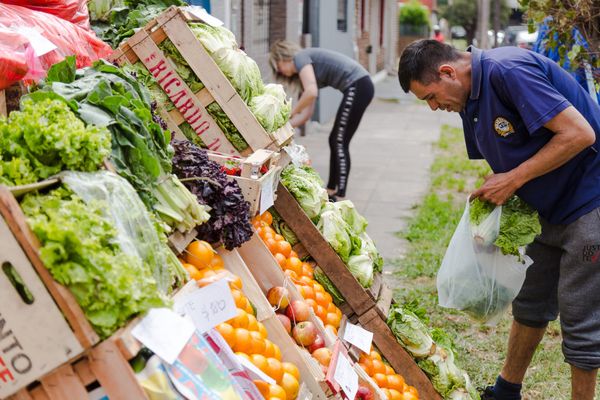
[295,74,461,263]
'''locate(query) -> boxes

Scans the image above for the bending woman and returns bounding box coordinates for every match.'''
[270,40,374,200]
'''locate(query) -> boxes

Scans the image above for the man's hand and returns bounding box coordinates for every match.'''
[471,172,523,205]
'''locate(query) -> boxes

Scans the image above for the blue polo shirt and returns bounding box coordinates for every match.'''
[461,46,600,224]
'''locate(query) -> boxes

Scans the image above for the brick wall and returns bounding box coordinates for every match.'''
[269,0,287,47]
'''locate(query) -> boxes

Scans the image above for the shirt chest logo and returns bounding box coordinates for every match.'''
[494,117,515,137]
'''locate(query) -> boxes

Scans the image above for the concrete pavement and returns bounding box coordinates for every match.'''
[295,74,461,264]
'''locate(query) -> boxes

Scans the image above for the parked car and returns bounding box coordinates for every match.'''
[504,25,538,49]
[450,25,466,39]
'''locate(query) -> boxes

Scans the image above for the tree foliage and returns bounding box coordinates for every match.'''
[520,0,600,70]
[441,0,510,46]
[399,0,430,27]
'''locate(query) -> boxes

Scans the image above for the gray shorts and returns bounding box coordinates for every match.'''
[512,207,600,370]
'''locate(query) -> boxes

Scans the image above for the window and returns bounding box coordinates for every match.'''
[337,0,348,32]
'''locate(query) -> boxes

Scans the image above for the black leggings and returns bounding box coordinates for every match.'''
[327,76,374,197]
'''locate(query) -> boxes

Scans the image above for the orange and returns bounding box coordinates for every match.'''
[257,322,268,339]
[250,331,266,354]
[289,250,299,259]
[327,302,338,313]
[325,312,341,328]
[271,344,282,361]
[247,313,259,332]
[323,292,333,304]
[384,364,395,375]
[236,351,251,361]
[358,353,370,364]
[314,291,328,307]
[301,262,314,277]
[185,240,214,269]
[260,211,273,226]
[311,348,332,367]
[229,274,243,290]
[276,241,292,257]
[387,374,406,393]
[372,372,388,388]
[233,328,251,353]
[250,354,269,373]
[312,282,325,293]
[265,357,284,382]
[388,388,403,400]
[208,254,224,269]
[298,276,313,286]
[274,234,284,241]
[282,362,300,380]
[280,372,299,399]
[274,253,287,268]
[402,392,418,400]
[371,359,386,375]
[284,257,303,276]
[197,268,216,281]
[370,350,382,361]
[265,238,279,255]
[183,263,201,280]
[268,384,287,400]
[215,323,236,348]
[229,308,249,329]
[324,324,337,336]
[405,385,419,397]
[315,305,327,322]
[263,339,276,358]
[380,388,392,399]
[299,285,315,300]
[253,380,271,398]
[358,362,372,376]
[245,300,255,315]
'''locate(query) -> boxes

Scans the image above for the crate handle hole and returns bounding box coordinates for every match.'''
[2,262,35,304]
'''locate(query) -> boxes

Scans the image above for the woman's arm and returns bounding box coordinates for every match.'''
[289,102,315,128]
[292,64,319,116]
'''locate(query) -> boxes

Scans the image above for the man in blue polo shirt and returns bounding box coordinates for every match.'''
[398,39,600,400]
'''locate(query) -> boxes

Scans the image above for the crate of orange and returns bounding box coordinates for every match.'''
[179,239,333,400]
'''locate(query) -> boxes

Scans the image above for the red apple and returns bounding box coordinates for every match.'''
[308,333,325,353]
[267,286,289,310]
[292,321,317,346]
[276,313,292,335]
[285,300,310,323]
[355,385,374,400]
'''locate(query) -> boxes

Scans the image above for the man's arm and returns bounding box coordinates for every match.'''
[292,64,318,116]
[472,106,596,204]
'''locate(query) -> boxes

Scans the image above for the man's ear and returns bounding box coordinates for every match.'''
[438,64,456,79]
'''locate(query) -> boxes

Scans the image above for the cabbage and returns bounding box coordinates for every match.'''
[211,48,264,103]
[189,23,237,54]
[417,346,467,397]
[387,306,435,358]
[317,210,353,262]
[280,165,328,221]
[359,232,384,272]
[325,200,368,234]
[347,254,374,288]
[249,84,291,133]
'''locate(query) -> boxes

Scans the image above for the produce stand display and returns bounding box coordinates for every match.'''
[109,6,294,157]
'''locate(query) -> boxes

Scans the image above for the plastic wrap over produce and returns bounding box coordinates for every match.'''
[0,0,91,30]
[0,3,111,89]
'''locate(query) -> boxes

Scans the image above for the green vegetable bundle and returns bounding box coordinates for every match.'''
[22,187,168,338]
[0,98,110,186]
[469,196,541,259]
[280,164,328,221]
[31,59,210,234]
[249,84,291,134]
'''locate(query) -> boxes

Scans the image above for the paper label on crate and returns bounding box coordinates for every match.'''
[180,279,238,333]
[14,27,57,56]
[236,355,276,384]
[334,353,358,400]
[259,172,276,215]
[342,322,373,354]
[132,308,195,364]
[183,6,224,26]
[88,387,109,400]
[297,383,313,400]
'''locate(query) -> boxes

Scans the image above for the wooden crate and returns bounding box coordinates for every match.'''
[7,340,148,400]
[0,83,25,118]
[110,6,294,157]
[207,149,284,216]
[0,186,99,398]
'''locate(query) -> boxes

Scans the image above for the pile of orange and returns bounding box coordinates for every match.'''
[180,240,300,400]
[358,348,419,400]
[252,211,343,334]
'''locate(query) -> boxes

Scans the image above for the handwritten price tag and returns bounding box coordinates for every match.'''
[132,308,195,364]
[259,172,275,215]
[181,279,238,333]
[343,322,373,354]
[334,352,358,400]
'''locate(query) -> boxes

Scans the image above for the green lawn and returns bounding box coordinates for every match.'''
[390,125,578,400]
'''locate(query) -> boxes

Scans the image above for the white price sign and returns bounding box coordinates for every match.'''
[181,278,238,333]
[334,353,358,400]
[259,172,275,215]
[343,322,373,354]
[131,308,195,364]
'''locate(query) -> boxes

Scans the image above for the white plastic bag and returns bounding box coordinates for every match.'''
[437,199,533,325]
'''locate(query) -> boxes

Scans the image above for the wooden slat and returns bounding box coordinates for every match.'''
[8,389,34,400]
[40,364,88,400]
[167,88,215,126]
[28,387,49,400]
[128,29,238,155]
[368,273,382,301]
[111,321,143,362]
[375,284,394,320]
[160,10,274,151]
[89,340,148,400]
[358,308,442,400]
[273,185,375,317]
[0,89,7,117]
[168,228,198,255]
[0,187,99,348]
[73,357,97,387]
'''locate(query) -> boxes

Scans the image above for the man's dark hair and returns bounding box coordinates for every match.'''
[398,39,461,93]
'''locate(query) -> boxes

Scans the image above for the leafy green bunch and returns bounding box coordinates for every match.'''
[0,98,110,186]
